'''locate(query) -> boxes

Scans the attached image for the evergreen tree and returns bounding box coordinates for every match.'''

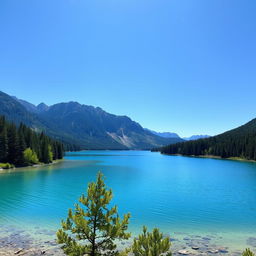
[242,249,255,256]
[0,116,64,166]
[0,127,8,162]
[57,172,131,256]
[132,226,172,256]
[41,137,53,164]
[6,124,20,165]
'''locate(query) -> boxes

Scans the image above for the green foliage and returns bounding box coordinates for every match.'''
[243,248,255,256]
[0,116,64,167]
[0,163,14,169]
[57,172,131,256]
[23,148,39,165]
[159,118,256,161]
[0,126,8,162]
[132,226,172,256]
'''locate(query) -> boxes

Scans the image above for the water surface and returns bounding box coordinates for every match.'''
[0,151,256,251]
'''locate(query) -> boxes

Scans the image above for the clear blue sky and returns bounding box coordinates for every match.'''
[0,0,256,137]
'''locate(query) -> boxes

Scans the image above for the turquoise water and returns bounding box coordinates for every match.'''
[0,151,256,250]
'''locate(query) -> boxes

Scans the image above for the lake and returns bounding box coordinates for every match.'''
[0,151,256,253]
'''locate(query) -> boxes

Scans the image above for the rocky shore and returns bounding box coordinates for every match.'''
[0,226,255,255]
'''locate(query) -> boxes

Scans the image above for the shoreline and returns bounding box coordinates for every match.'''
[161,153,256,163]
[0,159,63,173]
[0,224,255,256]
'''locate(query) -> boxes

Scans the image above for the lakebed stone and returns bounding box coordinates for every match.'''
[247,237,256,247]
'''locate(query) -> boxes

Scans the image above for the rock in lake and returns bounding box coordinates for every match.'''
[178,249,190,255]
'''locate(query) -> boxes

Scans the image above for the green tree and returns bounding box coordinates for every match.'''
[7,124,20,165]
[0,127,8,162]
[132,226,172,256]
[23,148,39,165]
[57,172,131,256]
[41,137,53,163]
[242,249,255,256]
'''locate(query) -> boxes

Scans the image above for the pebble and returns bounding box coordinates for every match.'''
[14,249,23,254]
[218,247,229,253]
[178,249,190,255]
[207,249,219,253]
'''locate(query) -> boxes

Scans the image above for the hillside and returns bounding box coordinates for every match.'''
[0,91,183,150]
[158,118,256,160]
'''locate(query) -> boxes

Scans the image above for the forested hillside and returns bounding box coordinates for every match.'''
[158,118,256,160]
[0,116,64,167]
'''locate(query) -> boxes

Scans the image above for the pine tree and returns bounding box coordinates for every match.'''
[242,249,255,256]
[41,137,53,164]
[6,124,20,165]
[0,127,8,162]
[57,172,131,256]
[132,226,172,256]
[0,116,64,166]
[16,131,26,165]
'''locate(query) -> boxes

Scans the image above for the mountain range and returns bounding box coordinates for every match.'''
[0,91,184,150]
[183,135,210,141]
[145,128,210,141]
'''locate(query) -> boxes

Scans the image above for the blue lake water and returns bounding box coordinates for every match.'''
[0,151,256,251]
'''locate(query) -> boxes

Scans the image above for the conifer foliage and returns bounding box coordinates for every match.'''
[158,118,256,160]
[57,172,131,256]
[242,249,255,256]
[0,116,64,167]
[132,226,172,256]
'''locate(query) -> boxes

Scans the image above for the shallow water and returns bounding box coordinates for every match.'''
[0,151,256,253]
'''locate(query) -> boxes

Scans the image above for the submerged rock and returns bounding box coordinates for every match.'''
[178,249,190,255]
[247,237,256,247]
[218,247,229,253]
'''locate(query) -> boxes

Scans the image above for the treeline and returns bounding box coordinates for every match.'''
[158,118,256,160]
[0,116,64,167]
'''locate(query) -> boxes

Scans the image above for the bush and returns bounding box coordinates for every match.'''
[23,148,39,165]
[0,163,14,169]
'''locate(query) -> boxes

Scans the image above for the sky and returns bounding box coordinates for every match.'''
[0,0,256,137]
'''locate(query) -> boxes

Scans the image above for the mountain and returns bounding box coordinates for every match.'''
[0,92,44,129]
[145,129,210,141]
[37,103,49,112]
[183,135,210,141]
[158,118,256,160]
[12,96,49,113]
[38,102,183,149]
[145,129,181,139]
[0,91,183,150]
[12,96,39,113]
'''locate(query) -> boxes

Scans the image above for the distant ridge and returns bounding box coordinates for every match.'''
[183,135,210,141]
[145,128,210,141]
[144,128,181,139]
[0,91,183,150]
